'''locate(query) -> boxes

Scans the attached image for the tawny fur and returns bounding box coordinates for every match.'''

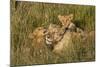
[58,14,73,28]
[29,27,46,48]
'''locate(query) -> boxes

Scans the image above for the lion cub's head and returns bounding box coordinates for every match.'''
[58,14,73,28]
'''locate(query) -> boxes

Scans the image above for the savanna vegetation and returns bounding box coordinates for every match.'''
[11,0,95,66]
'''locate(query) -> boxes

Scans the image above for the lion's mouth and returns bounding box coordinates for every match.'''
[45,37,53,45]
[46,40,52,45]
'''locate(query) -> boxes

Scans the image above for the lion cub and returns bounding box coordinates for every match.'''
[58,14,83,33]
[45,23,66,50]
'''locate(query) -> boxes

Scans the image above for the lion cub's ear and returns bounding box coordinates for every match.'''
[58,14,74,26]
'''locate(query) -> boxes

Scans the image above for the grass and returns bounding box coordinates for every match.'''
[10,0,95,66]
